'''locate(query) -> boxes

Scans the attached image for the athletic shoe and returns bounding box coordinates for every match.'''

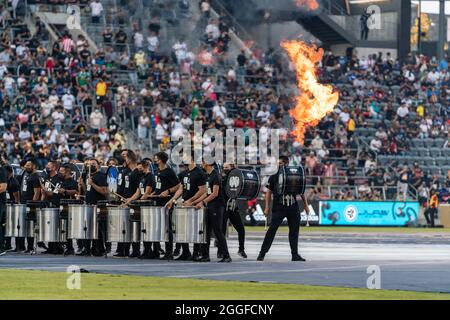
[200,257,210,262]
[175,254,192,261]
[160,254,174,261]
[292,254,306,262]
[64,248,75,256]
[129,251,140,258]
[0,250,6,256]
[238,250,247,259]
[218,257,232,263]
[257,253,265,261]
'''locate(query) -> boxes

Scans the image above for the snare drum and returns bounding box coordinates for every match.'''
[106,207,131,243]
[173,206,206,244]
[140,206,169,242]
[37,208,61,242]
[5,204,27,237]
[225,169,261,200]
[67,204,98,240]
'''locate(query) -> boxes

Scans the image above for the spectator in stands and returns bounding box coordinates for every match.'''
[90,0,104,24]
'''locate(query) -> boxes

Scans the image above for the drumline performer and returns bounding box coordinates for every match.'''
[166,153,206,261]
[257,156,309,262]
[195,160,232,263]
[57,164,80,256]
[221,163,247,259]
[152,152,180,260]
[116,149,141,258]
[78,158,108,256]
[122,159,161,259]
[40,160,65,254]
[2,165,20,251]
[19,159,42,253]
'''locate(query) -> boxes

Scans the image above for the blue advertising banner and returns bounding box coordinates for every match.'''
[319,201,419,226]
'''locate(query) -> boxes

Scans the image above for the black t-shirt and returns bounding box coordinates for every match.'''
[0,167,7,203]
[267,174,299,212]
[7,176,20,202]
[117,166,130,197]
[44,174,63,207]
[21,172,41,203]
[180,166,206,201]
[139,172,154,195]
[61,177,78,199]
[206,169,224,208]
[153,167,179,206]
[85,171,107,205]
[123,168,141,199]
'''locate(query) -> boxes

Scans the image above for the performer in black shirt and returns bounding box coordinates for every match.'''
[166,158,206,261]
[123,159,159,259]
[221,163,247,258]
[196,160,231,262]
[19,159,41,253]
[57,164,80,256]
[153,152,180,260]
[40,160,64,254]
[115,149,141,258]
[257,156,309,262]
[0,165,7,256]
[78,158,108,256]
[3,165,20,251]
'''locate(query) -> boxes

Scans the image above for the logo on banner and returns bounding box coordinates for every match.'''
[344,205,358,223]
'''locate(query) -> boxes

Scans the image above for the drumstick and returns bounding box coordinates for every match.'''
[111,191,126,202]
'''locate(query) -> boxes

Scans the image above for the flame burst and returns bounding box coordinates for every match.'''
[296,0,319,10]
[282,40,339,145]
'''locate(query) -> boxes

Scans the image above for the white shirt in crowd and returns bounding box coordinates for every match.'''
[62,93,75,111]
[90,1,104,17]
[147,35,159,52]
[212,104,226,120]
[397,105,409,118]
[90,110,104,129]
[51,110,65,125]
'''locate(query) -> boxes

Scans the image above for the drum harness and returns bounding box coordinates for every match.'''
[281,194,296,207]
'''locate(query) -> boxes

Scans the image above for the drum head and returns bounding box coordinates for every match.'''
[276,166,306,195]
[106,166,119,193]
[225,169,260,200]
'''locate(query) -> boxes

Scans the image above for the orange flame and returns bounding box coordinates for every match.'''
[296,0,319,10]
[281,40,339,145]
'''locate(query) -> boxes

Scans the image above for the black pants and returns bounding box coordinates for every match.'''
[361,27,369,40]
[223,209,245,251]
[164,208,174,255]
[260,209,300,255]
[92,219,107,254]
[425,208,438,227]
[202,206,229,258]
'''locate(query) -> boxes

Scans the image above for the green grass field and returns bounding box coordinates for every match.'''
[0,269,449,300]
[244,226,450,234]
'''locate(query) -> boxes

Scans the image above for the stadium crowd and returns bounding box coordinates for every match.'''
[0,0,449,205]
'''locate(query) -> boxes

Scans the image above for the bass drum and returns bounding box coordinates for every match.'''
[276,166,306,195]
[225,169,260,200]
